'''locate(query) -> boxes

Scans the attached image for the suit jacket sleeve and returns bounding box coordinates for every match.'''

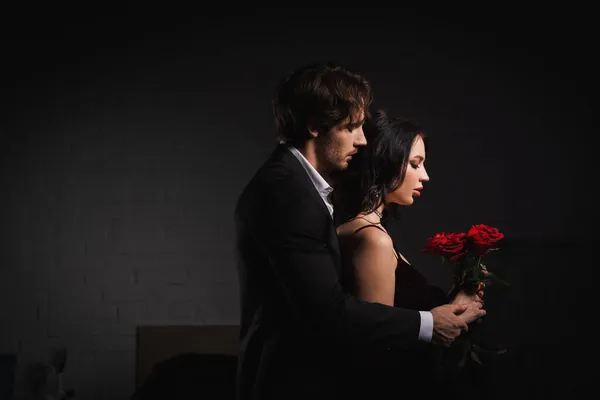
[241,174,422,352]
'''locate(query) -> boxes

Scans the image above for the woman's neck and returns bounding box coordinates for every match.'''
[358,203,385,225]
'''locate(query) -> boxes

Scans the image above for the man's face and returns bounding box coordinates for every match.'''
[316,112,367,173]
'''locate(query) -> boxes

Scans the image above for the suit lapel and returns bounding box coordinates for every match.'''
[326,223,342,273]
[278,146,342,273]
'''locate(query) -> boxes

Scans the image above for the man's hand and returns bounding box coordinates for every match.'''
[457,300,486,324]
[430,303,470,347]
[450,284,487,324]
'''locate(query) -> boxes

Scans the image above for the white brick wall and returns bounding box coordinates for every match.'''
[2,218,241,399]
[1,122,243,399]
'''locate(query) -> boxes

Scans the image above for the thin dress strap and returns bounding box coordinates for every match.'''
[352,224,401,261]
[353,224,387,234]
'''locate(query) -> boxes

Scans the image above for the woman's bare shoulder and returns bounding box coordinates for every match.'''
[337,219,393,251]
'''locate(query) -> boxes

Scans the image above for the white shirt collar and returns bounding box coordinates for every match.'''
[287,146,334,217]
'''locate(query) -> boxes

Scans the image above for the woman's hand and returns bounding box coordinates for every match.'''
[450,282,485,306]
[450,283,486,324]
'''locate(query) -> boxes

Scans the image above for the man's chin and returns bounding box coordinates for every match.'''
[333,162,350,171]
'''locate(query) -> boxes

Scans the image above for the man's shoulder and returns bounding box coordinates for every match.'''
[241,157,297,196]
[235,149,309,214]
[243,147,309,194]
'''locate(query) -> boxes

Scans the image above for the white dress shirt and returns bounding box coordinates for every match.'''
[287,146,433,342]
[287,145,334,217]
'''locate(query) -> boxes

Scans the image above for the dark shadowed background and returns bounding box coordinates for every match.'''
[0,6,592,400]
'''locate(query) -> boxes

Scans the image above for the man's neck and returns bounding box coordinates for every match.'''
[295,143,332,183]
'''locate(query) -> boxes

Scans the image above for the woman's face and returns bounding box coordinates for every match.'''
[385,135,429,206]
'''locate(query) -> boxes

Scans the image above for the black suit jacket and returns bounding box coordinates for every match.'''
[234,145,423,400]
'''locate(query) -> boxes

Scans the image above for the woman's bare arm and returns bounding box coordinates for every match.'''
[351,228,398,306]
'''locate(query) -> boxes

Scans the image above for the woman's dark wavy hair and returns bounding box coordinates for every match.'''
[333,109,426,225]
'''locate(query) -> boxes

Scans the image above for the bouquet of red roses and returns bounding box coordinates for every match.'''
[423,224,509,369]
[423,224,509,293]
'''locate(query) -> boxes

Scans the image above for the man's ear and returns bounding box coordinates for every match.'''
[307,124,319,138]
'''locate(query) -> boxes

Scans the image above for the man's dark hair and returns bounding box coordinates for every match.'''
[272,62,373,147]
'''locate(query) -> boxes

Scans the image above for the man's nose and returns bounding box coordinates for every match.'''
[355,128,367,146]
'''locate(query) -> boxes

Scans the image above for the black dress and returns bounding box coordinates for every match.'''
[340,224,454,399]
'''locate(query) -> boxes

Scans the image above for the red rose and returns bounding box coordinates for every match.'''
[423,232,467,261]
[467,224,504,255]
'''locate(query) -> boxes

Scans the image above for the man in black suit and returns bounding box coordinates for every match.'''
[234,63,483,399]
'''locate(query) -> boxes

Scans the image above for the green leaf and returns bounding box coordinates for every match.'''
[494,276,510,287]
[470,350,483,365]
[485,272,510,287]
